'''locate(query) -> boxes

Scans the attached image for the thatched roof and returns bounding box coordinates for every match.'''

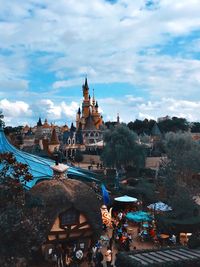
[30,178,102,241]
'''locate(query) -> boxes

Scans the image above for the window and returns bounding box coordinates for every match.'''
[60,209,79,227]
[68,139,71,145]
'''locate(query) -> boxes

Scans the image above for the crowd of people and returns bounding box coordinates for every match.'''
[49,206,178,267]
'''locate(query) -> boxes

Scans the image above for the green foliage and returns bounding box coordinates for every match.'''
[101,124,146,170]
[74,149,83,164]
[158,117,189,133]
[127,119,156,135]
[157,132,200,233]
[0,152,33,184]
[169,186,199,220]
[120,178,157,204]
[160,132,200,189]
[0,153,47,265]
[127,117,189,135]
[191,122,200,133]
[188,232,200,249]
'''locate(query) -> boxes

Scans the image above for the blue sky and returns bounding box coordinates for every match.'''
[0,0,200,126]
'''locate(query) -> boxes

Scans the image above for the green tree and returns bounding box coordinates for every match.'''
[74,149,83,166]
[157,132,200,231]
[160,132,200,190]
[0,153,47,266]
[158,117,189,133]
[191,122,200,133]
[101,125,146,183]
[127,119,156,135]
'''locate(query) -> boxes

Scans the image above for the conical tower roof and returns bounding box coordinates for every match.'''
[49,128,59,145]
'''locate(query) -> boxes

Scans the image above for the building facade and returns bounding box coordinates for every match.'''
[75,78,104,145]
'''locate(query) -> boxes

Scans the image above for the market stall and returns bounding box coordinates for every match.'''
[113,195,138,212]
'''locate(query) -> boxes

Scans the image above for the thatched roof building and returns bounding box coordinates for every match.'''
[30,178,102,245]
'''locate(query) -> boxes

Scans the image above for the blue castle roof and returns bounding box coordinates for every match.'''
[0,127,99,188]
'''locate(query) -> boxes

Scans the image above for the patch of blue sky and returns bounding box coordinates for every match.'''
[54,85,83,100]
[145,0,160,10]
[139,31,200,59]
[43,82,149,104]
[27,3,46,17]
[0,48,13,56]
[89,82,148,99]
[28,51,65,91]
[105,0,118,4]
[28,65,56,93]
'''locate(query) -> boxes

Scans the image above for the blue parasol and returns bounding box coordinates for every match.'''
[126,211,153,222]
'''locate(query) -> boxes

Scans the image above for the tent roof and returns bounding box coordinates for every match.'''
[0,127,100,188]
[126,211,152,222]
[114,195,138,202]
[147,201,172,211]
[87,140,104,147]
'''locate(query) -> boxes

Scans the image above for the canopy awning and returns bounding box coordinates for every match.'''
[87,140,104,147]
[147,201,172,211]
[114,195,138,203]
[126,211,153,222]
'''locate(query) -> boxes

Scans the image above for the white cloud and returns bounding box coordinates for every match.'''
[99,96,200,123]
[1,95,200,126]
[0,99,32,125]
[0,0,200,123]
[34,99,79,123]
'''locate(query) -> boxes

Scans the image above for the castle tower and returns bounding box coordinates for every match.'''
[82,77,90,118]
[83,77,89,99]
[37,117,42,127]
[76,107,81,129]
[78,78,103,132]
[95,101,98,113]
[48,128,60,153]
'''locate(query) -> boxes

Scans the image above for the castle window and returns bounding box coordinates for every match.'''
[60,209,79,227]
[72,138,75,144]
[68,139,71,145]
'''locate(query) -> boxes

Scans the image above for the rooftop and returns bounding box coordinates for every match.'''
[0,126,100,188]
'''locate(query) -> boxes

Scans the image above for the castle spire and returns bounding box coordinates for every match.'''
[85,76,88,89]
[37,117,42,127]
[92,88,95,106]
[82,77,89,100]
[95,101,99,113]
[117,113,120,124]
[50,128,59,145]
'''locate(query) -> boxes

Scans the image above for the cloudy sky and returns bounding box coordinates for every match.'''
[0,0,200,126]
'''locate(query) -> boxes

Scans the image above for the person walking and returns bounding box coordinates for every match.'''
[105,247,112,267]
[95,248,103,267]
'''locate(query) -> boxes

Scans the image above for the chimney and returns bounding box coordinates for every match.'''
[51,163,69,180]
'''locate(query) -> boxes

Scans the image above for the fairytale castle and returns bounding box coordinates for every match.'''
[75,78,104,144]
[17,78,104,159]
